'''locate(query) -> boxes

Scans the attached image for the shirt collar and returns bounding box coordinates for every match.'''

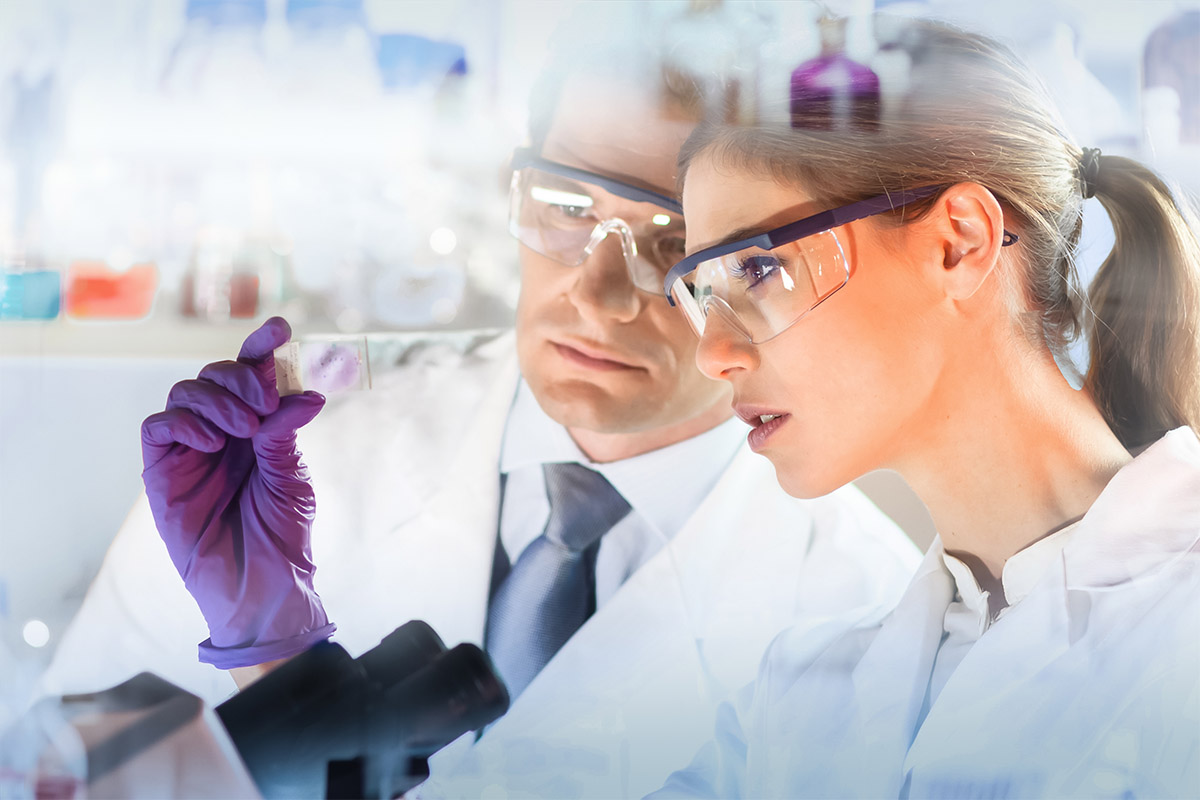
[940,520,1081,629]
[501,379,746,538]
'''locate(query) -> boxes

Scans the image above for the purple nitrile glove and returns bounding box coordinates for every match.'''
[140,316,335,669]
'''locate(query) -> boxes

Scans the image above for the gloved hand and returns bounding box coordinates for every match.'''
[141,317,335,668]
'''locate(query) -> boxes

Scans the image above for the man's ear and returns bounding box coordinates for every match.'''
[928,183,1007,301]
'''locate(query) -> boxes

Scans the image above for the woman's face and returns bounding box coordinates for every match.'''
[681,153,949,498]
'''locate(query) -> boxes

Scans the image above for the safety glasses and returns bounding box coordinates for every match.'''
[509,148,688,294]
[663,187,1019,343]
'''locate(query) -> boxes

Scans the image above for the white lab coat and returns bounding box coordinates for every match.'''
[43,330,921,799]
[655,426,1200,799]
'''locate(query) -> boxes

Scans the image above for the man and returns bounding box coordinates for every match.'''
[43,15,919,798]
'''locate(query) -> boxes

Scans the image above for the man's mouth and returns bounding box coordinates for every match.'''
[552,340,640,372]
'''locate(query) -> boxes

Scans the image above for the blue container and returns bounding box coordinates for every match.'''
[286,0,365,29]
[376,33,467,90]
[185,0,268,27]
[0,270,61,320]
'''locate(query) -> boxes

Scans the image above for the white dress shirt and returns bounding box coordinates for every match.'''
[498,380,747,608]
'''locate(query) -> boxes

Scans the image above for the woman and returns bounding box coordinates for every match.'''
[653,18,1200,800]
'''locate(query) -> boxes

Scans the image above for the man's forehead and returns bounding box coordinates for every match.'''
[539,75,696,198]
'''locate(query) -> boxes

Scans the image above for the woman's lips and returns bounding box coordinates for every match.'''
[747,413,789,451]
[553,341,639,371]
[734,406,791,452]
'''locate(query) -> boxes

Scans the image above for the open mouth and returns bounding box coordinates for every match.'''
[747,413,789,450]
[734,405,791,451]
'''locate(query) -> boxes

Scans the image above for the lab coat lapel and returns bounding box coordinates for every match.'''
[844,543,954,792]
[437,445,773,798]
[358,342,519,650]
[903,556,1072,776]
[506,440,783,716]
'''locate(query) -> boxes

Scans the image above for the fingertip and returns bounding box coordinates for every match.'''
[263,316,292,340]
[238,317,293,362]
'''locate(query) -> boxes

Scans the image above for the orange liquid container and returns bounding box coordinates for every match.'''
[64,261,158,320]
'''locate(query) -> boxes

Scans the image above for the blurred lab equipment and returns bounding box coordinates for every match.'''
[164,0,283,324]
[279,0,379,98]
[376,33,468,92]
[180,230,289,321]
[161,0,271,98]
[0,250,59,320]
[64,260,157,320]
[218,620,508,798]
[10,621,508,799]
[1144,10,1200,147]
[790,14,880,130]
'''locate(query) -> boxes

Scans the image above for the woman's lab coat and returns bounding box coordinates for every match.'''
[655,426,1200,799]
[43,330,921,799]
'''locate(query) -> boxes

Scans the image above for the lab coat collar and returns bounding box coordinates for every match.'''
[863,427,1200,787]
[384,333,521,647]
[1064,426,1200,590]
[905,544,1074,772]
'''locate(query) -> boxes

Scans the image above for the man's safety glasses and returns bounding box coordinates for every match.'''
[509,148,688,294]
[663,187,1019,344]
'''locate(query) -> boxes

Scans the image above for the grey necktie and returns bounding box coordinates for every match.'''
[485,462,632,700]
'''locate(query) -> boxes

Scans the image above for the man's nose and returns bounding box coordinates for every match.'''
[565,230,641,324]
[695,304,758,381]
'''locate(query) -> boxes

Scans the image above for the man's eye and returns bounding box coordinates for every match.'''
[655,235,687,260]
[530,185,595,220]
[552,203,592,219]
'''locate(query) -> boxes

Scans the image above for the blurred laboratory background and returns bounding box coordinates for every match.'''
[1,0,1198,692]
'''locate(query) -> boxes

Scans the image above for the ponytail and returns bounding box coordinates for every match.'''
[1084,155,1200,450]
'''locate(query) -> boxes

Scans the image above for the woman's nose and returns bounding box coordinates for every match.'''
[695,305,758,381]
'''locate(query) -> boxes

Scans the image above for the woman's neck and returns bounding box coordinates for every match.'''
[895,339,1131,595]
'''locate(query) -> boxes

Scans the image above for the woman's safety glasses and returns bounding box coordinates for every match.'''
[509,148,688,294]
[663,186,1019,343]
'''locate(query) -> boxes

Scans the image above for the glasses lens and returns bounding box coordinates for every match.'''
[510,167,686,293]
[509,168,600,266]
[680,229,847,342]
[625,219,687,293]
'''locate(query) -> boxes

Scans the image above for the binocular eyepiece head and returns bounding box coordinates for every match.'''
[216,621,510,799]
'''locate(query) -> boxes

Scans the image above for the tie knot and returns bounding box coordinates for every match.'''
[541,462,632,552]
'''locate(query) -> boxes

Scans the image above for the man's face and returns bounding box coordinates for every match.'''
[515,76,733,436]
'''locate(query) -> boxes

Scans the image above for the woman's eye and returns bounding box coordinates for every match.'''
[732,254,782,288]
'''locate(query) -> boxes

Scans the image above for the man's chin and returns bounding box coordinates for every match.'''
[532,378,662,434]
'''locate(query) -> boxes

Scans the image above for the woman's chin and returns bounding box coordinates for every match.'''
[773,460,850,500]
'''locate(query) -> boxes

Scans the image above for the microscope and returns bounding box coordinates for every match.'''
[37,622,509,799]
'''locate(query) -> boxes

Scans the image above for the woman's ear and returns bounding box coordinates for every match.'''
[929,183,1006,301]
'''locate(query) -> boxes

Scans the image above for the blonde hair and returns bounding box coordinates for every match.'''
[679,18,1200,450]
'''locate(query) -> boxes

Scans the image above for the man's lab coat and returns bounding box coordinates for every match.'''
[655,427,1200,799]
[43,330,921,799]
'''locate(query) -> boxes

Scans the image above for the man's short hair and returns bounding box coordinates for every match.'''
[526,4,744,153]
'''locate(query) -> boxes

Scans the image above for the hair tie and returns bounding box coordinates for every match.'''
[1079,147,1102,199]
